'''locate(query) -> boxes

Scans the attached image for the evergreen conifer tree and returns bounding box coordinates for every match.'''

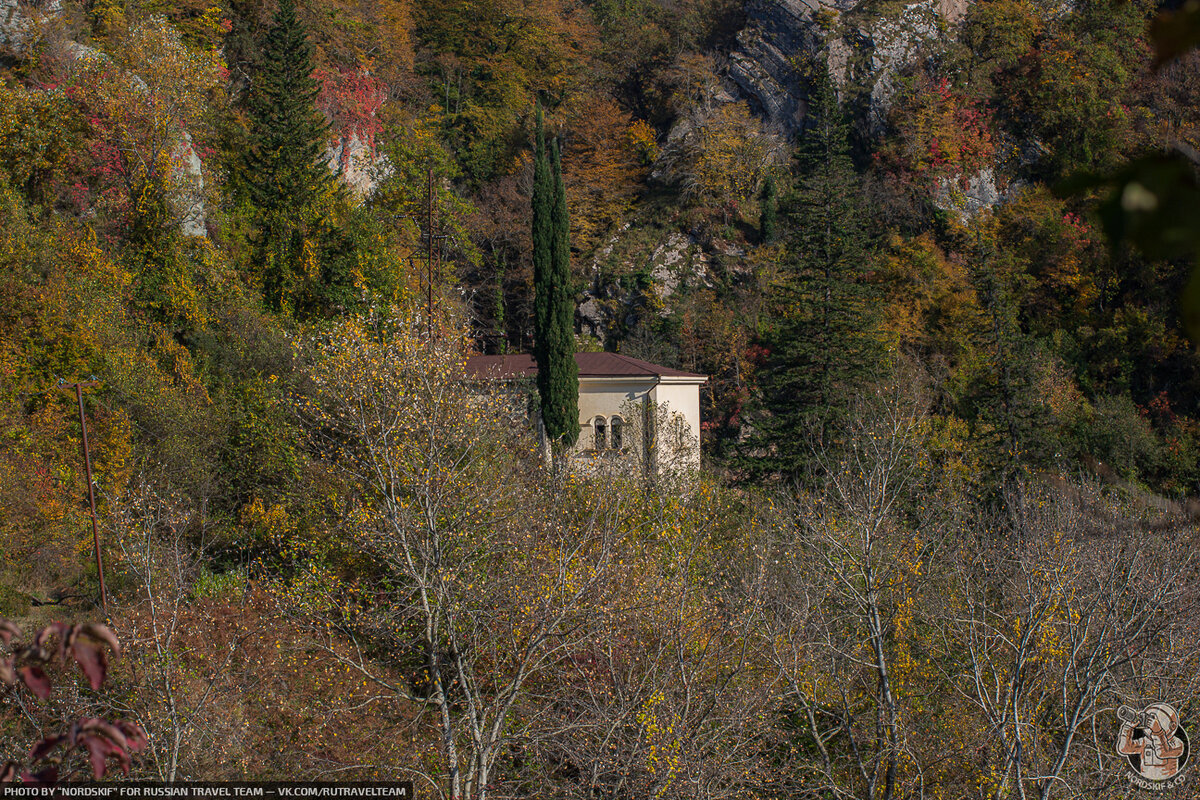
[962,228,1049,491]
[531,105,553,362]
[745,63,882,480]
[541,138,579,447]
[760,175,777,243]
[243,0,332,309]
[530,109,579,450]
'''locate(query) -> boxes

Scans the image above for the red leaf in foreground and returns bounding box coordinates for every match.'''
[17,665,51,699]
[116,721,147,753]
[91,720,129,754]
[76,731,116,781]
[28,735,64,763]
[71,640,108,691]
[82,624,121,661]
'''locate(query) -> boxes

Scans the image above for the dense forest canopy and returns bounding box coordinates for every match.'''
[2,0,1199,796]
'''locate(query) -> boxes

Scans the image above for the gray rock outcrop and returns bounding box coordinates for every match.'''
[853,0,943,133]
[727,0,845,132]
[326,131,392,199]
[579,228,716,347]
[726,0,973,136]
[174,131,207,237]
[0,0,59,57]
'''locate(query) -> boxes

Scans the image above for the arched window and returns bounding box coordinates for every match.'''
[593,416,607,450]
[610,416,623,450]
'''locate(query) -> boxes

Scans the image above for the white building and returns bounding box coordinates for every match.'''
[465,352,707,474]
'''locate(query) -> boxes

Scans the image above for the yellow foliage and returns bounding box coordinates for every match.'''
[661,100,784,209]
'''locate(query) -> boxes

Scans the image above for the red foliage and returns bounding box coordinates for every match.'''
[1143,391,1177,427]
[317,67,387,166]
[1,620,146,782]
[1060,212,1093,247]
[883,74,996,185]
[744,343,769,366]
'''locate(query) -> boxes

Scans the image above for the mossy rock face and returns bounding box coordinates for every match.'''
[0,583,31,617]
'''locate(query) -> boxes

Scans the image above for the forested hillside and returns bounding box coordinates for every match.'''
[2,0,1199,796]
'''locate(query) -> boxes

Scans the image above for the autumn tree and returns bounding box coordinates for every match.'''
[955,0,1042,95]
[292,312,617,799]
[559,95,650,254]
[65,16,221,327]
[947,481,1200,799]
[656,96,785,220]
[0,182,142,593]
[761,364,948,799]
[105,478,248,781]
[415,0,597,185]
[1004,0,1152,178]
[881,72,995,190]
[523,476,776,798]
[956,222,1056,487]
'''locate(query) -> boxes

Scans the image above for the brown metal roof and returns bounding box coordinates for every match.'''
[465,352,706,380]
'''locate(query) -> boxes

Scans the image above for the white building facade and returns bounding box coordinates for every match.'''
[465,352,707,474]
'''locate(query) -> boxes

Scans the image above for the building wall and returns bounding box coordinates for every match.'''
[570,376,704,474]
[650,379,703,471]
[574,377,654,456]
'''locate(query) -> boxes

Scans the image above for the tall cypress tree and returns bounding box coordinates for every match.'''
[745,63,882,480]
[532,105,553,362]
[541,138,579,447]
[243,0,331,309]
[530,108,579,449]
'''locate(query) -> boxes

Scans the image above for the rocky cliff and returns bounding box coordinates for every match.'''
[727,0,971,135]
[0,0,59,57]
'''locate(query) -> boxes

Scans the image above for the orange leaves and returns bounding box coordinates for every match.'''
[559,95,650,254]
[313,0,414,85]
[626,119,660,166]
[876,233,976,358]
[992,187,1100,324]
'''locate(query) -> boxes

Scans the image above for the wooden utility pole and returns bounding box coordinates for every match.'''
[390,168,447,340]
[60,379,107,616]
[422,167,448,340]
[427,167,435,339]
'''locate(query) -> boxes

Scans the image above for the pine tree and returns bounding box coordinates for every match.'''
[243,0,332,310]
[961,227,1049,492]
[746,64,882,480]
